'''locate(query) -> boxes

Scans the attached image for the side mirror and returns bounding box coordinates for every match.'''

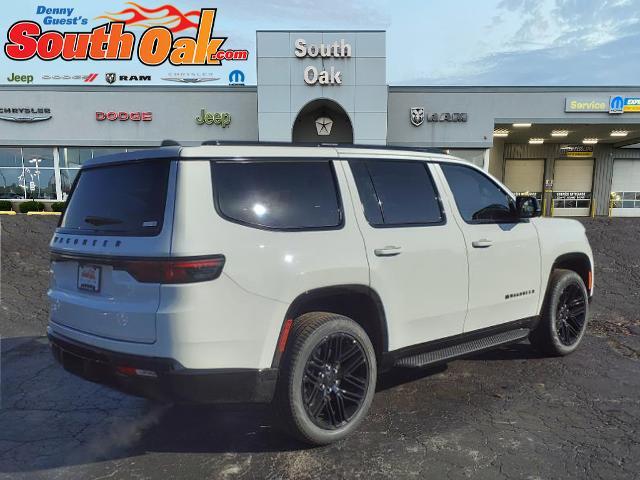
[516,195,541,218]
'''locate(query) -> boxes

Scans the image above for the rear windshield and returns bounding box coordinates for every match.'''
[59,160,170,236]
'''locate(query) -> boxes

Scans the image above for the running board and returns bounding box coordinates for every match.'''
[394,328,529,368]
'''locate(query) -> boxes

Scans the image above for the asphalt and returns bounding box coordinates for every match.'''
[0,216,639,480]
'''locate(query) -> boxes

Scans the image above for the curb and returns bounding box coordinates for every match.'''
[26,211,61,216]
[0,211,17,215]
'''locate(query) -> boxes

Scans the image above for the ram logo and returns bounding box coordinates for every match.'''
[410,107,424,127]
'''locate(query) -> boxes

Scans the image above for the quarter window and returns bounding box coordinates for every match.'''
[211,161,342,230]
[350,160,443,226]
[441,164,515,223]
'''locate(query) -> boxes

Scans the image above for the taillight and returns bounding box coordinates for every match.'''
[49,252,225,284]
[114,256,225,284]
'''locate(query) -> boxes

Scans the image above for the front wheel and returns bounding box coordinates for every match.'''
[275,312,377,445]
[529,269,589,356]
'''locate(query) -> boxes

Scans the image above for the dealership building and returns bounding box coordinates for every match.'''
[2,30,640,217]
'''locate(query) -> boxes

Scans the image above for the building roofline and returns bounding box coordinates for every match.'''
[389,85,640,93]
[3,85,639,93]
[0,85,257,92]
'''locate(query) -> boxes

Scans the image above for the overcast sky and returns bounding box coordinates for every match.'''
[2,0,639,85]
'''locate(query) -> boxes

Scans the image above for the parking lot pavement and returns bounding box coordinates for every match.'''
[1,216,639,479]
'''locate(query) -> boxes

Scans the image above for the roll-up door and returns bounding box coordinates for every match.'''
[611,159,640,217]
[552,159,594,217]
[504,159,544,201]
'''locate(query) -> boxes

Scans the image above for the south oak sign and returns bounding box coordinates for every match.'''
[295,39,351,85]
[3,8,249,66]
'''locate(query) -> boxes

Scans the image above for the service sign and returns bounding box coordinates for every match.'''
[1,1,251,85]
[564,97,608,112]
[560,145,594,157]
[552,192,592,200]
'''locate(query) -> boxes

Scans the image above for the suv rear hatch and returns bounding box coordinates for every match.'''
[49,157,175,344]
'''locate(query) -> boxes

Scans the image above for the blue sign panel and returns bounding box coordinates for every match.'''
[610,96,624,114]
[229,70,245,85]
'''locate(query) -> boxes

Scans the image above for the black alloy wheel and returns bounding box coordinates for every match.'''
[555,283,587,346]
[275,312,377,445]
[529,269,590,356]
[302,332,369,429]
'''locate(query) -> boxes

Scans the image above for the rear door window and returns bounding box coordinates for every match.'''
[211,161,342,230]
[349,160,444,226]
[60,160,170,236]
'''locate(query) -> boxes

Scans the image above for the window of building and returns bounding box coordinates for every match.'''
[61,148,93,169]
[21,148,56,199]
[0,148,25,199]
[211,161,342,230]
[441,163,515,223]
[0,147,56,199]
[611,191,640,209]
[350,160,443,226]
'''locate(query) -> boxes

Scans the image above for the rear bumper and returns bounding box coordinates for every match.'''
[48,332,278,404]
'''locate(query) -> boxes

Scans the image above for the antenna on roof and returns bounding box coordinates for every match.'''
[161,139,181,146]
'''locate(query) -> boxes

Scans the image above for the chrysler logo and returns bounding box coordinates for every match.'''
[0,107,52,123]
[315,117,333,135]
[162,77,219,84]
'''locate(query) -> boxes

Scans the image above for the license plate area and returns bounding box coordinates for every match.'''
[77,264,102,293]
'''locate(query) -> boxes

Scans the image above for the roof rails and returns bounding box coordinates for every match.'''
[196,140,448,154]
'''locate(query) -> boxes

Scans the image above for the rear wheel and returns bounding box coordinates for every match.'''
[529,269,589,356]
[275,312,377,445]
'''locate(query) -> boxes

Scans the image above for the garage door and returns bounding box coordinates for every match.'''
[504,159,544,201]
[552,159,594,217]
[611,159,640,217]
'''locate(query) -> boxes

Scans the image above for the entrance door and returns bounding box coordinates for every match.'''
[552,159,594,217]
[611,159,640,217]
[504,159,545,202]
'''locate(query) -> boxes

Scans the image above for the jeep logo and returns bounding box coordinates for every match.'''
[195,109,231,127]
[7,73,34,84]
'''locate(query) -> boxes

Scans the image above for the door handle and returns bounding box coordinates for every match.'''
[472,239,493,248]
[374,246,402,257]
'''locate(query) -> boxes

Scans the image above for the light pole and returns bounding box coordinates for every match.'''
[28,158,42,199]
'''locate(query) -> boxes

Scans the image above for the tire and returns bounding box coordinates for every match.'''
[275,312,377,445]
[529,269,589,356]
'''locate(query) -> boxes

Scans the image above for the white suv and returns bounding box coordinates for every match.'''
[48,144,594,445]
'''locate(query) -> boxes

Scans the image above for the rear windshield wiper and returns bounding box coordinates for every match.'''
[83,215,124,226]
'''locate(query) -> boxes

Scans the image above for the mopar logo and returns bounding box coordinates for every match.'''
[229,70,245,85]
[609,96,624,114]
